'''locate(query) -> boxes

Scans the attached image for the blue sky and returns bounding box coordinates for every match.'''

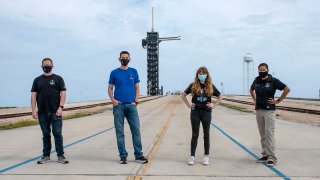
[0,0,319,107]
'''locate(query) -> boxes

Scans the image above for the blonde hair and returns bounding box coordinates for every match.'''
[191,66,214,96]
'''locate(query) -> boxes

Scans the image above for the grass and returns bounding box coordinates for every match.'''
[0,120,38,130]
[0,111,99,131]
[0,96,163,131]
[220,102,253,113]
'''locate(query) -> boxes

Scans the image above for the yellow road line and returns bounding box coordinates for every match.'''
[127,98,177,180]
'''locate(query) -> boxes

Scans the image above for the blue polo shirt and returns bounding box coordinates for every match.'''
[108,67,140,104]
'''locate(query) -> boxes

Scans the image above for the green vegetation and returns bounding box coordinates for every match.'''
[0,97,160,131]
[0,111,100,131]
[220,102,253,113]
[63,112,96,120]
[0,119,38,130]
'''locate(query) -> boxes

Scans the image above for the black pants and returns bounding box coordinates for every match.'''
[190,109,212,156]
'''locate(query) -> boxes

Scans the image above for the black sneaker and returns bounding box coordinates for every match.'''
[256,156,268,163]
[135,156,148,164]
[267,160,276,167]
[119,157,127,164]
[37,156,50,164]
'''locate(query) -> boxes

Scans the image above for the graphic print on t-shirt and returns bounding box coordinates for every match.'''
[50,80,55,85]
[129,74,134,80]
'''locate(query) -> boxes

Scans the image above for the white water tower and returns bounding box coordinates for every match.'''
[243,53,254,95]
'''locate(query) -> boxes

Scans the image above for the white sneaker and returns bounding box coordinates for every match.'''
[188,156,195,165]
[203,155,210,165]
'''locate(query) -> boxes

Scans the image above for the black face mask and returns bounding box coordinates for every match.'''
[120,59,129,66]
[259,71,268,78]
[42,66,53,73]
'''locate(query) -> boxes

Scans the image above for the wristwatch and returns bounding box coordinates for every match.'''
[59,105,64,109]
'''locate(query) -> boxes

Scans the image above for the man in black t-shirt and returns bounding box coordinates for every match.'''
[250,63,290,167]
[31,58,69,164]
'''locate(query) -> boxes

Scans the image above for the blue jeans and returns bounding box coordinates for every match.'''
[113,104,143,159]
[38,112,64,157]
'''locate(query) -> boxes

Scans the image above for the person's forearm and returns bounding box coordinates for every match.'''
[180,93,191,107]
[60,91,66,106]
[250,89,256,103]
[277,86,290,103]
[108,86,116,102]
[214,95,223,106]
[135,85,140,102]
[31,93,37,112]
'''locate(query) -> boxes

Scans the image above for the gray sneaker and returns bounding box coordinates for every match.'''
[58,156,69,164]
[37,156,50,164]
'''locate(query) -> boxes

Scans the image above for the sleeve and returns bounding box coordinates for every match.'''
[184,83,193,95]
[108,71,115,85]
[212,84,221,97]
[134,69,140,84]
[31,78,37,92]
[59,76,67,91]
[273,78,286,90]
[250,79,256,90]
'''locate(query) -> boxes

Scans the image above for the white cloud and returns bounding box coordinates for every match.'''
[0,0,319,106]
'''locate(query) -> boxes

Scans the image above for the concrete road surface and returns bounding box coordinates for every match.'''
[0,96,319,180]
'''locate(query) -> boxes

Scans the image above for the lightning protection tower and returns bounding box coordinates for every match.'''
[142,7,180,95]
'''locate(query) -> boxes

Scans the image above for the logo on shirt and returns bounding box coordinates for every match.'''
[49,80,55,85]
[196,96,208,102]
[129,74,134,80]
[265,82,270,88]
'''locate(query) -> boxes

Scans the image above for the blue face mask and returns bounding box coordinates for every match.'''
[198,74,207,81]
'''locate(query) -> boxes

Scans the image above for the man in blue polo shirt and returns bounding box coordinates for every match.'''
[108,51,148,164]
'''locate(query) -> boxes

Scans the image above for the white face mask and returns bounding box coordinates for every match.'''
[198,74,207,81]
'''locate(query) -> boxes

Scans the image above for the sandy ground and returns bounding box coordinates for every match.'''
[1,95,319,127]
[0,96,158,126]
[223,95,320,127]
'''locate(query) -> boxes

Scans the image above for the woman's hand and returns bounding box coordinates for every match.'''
[206,102,217,109]
[189,103,195,108]
[268,98,279,104]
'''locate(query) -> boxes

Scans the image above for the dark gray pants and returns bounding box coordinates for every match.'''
[190,109,212,156]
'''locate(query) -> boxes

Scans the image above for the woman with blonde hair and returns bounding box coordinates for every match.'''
[181,66,223,165]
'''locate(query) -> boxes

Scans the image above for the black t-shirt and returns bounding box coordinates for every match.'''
[184,83,221,112]
[250,75,286,110]
[31,74,66,113]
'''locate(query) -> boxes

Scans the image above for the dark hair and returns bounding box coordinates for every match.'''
[258,63,268,70]
[42,58,53,65]
[119,51,130,57]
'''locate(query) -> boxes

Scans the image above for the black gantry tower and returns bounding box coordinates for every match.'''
[142,8,180,95]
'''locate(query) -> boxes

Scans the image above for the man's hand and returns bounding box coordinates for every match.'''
[131,101,137,106]
[56,107,63,116]
[32,111,38,119]
[112,100,121,106]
